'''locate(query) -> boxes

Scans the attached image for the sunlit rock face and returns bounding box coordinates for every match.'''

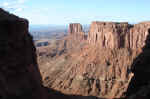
[68,23,83,34]
[129,22,150,49]
[88,21,131,49]
[41,21,150,99]
[88,21,150,50]
[68,23,85,41]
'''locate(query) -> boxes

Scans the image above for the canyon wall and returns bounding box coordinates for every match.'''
[129,22,150,49]
[88,21,131,49]
[88,21,150,49]
[1,7,150,99]
[0,9,47,99]
[58,21,150,98]
[68,23,83,34]
[68,23,85,41]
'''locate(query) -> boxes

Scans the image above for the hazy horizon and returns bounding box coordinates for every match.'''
[0,0,150,25]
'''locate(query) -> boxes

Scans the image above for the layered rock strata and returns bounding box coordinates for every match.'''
[41,21,150,99]
[68,23,85,41]
[129,22,150,49]
[88,21,131,49]
[88,21,150,50]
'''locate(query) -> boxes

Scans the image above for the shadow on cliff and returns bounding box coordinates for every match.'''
[45,87,126,99]
[126,29,150,98]
[45,87,120,99]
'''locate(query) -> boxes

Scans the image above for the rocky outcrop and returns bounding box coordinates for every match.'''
[126,28,150,99]
[40,21,150,99]
[68,22,150,50]
[58,23,87,54]
[68,23,83,34]
[88,21,131,49]
[0,8,47,99]
[41,42,135,98]
[68,23,85,41]
[129,22,150,49]
[88,21,150,50]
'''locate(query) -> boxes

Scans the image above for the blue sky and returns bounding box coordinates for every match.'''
[0,0,150,25]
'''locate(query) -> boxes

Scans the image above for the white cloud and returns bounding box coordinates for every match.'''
[0,0,28,12]
[3,2,9,7]
[18,0,26,4]
[15,8,23,12]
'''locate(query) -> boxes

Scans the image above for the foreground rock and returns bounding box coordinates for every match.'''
[0,8,48,99]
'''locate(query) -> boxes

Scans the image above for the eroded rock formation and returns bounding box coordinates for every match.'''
[129,22,150,49]
[0,8,47,99]
[69,23,83,34]
[40,21,150,99]
[88,21,131,49]
[2,6,150,99]
[88,21,150,50]
[126,29,150,99]
[68,23,85,41]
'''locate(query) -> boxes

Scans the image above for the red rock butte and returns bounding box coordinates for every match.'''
[69,21,150,50]
[68,23,85,41]
[68,23,83,34]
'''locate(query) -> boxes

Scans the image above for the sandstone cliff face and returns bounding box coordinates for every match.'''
[129,22,150,49]
[88,21,131,49]
[69,23,83,34]
[126,30,150,99]
[40,21,150,99]
[68,23,85,41]
[58,23,87,55]
[0,9,47,99]
[88,21,150,50]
